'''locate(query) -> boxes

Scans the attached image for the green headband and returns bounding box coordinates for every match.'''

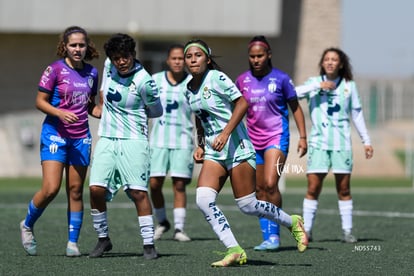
[184,43,209,56]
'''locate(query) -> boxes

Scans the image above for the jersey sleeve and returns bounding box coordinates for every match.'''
[295,77,320,99]
[282,75,298,101]
[38,64,57,93]
[350,81,371,145]
[100,58,111,92]
[214,71,242,102]
[141,76,163,118]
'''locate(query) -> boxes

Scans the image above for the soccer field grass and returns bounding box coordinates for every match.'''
[1,178,413,276]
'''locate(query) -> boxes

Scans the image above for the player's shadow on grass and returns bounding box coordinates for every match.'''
[85,252,190,259]
[86,252,141,258]
[315,237,383,243]
[247,259,313,267]
[246,245,329,252]
[184,237,218,241]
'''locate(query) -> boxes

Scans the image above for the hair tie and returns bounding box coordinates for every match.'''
[184,43,210,56]
[248,41,270,50]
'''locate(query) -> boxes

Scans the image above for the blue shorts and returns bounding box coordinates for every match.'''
[256,144,288,165]
[40,128,92,166]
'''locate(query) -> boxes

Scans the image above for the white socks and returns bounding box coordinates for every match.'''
[302,198,353,234]
[138,215,155,245]
[303,198,318,233]
[196,187,238,248]
[91,209,108,238]
[338,199,353,233]
[173,208,186,231]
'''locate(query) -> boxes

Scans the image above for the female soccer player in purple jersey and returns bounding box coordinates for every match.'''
[184,39,307,267]
[235,35,307,251]
[20,26,100,257]
[296,48,373,243]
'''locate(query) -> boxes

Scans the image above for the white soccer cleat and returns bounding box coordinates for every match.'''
[20,220,37,256]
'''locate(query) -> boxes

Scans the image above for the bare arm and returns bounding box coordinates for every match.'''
[288,98,307,157]
[36,91,79,124]
[88,93,102,119]
[193,117,205,163]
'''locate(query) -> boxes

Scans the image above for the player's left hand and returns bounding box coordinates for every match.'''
[365,145,374,159]
[297,138,307,158]
[212,133,229,152]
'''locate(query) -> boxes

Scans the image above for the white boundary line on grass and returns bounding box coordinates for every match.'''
[3,203,414,219]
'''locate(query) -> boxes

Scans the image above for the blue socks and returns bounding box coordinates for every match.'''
[259,217,280,241]
[68,211,83,243]
[24,200,45,229]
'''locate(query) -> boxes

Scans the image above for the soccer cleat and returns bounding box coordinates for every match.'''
[20,220,37,256]
[66,241,81,257]
[289,215,308,253]
[143,244,158,260]
[89,237,113,258]
[253,235,280,251]
[173,229,191,242]
[154,220,171,240]
[342,232,357,243]
[211,246,247,267]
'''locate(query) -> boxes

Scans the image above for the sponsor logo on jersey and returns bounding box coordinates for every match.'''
[50,135,66,144]
[60,68,70,75]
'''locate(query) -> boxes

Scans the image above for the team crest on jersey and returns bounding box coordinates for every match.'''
[344,88,350,97]
[202,86,211,99]
[129,82,137,93]
[268,79,277,93]
[88,76,94,88]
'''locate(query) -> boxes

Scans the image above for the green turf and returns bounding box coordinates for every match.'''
[1,178,413,275]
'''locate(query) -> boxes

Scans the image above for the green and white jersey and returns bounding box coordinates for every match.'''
[296,75,371,150]
[99,58,161,140]
[149,71,194,149]
[184,69,255,161]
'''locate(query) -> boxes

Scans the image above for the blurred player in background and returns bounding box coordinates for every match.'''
[184,39,308,267]
[235,35,307,251]
[88,33,162,259]
[149,44,194,242]
[20,26,100,257]
[296,47,374,243]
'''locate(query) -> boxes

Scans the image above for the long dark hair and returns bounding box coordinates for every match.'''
[319,47,353,81]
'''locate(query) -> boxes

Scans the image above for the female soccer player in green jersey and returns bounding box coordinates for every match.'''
[296,48,374,243]
[88,33,162,259]
[149,44,194,242]
[183,39,308,267]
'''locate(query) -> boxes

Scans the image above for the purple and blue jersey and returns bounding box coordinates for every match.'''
[38,59,98,138]
[236,68,297,150]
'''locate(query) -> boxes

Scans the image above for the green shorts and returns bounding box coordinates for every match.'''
[205,152,256,171]
[150,147,194,179]
[89,137,150,201]
[307,147,353,174]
